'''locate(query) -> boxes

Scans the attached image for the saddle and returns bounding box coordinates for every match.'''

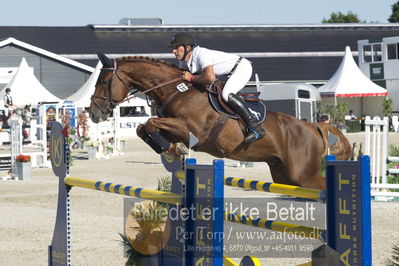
[196,80,267,156]
[207,80,266,123]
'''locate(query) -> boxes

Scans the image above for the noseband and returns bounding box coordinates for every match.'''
[91,59,129,115]
[91,58,183,115]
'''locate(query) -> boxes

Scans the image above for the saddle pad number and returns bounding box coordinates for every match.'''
[176,83,189,92]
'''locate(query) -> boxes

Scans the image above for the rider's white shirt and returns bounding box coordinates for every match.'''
[179,46,240,79]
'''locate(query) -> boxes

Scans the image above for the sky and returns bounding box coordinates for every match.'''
[0,0,395,26]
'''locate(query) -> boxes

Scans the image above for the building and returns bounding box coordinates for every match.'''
[358,36,399,112]
[0,37,93,99]
[1,21,399,107]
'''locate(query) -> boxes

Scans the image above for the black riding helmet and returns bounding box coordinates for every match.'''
[169,32,196,48]
[169,33,196,61]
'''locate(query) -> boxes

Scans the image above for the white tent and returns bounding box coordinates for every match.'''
[318,46,387,116]
[66,61,102,107]
[0,57,61,106]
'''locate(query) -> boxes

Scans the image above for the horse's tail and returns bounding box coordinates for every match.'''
[316,123,352,160]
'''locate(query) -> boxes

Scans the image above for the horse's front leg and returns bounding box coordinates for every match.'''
[137,117,190,158]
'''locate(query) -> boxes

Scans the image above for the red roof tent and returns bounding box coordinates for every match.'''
[318,46,387,98]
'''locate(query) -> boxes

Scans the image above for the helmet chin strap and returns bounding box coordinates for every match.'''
[181,45,191,62]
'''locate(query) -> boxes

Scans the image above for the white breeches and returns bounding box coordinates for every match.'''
[222,58,253,102]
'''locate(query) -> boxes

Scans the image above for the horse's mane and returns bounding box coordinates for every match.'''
[118,56,181,70]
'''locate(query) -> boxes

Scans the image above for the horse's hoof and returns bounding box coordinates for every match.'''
[174,142,188,155]
[162,151,181,162]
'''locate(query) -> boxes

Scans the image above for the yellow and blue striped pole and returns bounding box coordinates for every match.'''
[223,255,239,266]
[177,171,325,201]
[225,212,322,240]
[64,176,182,205]
[223,255,261,266]
[225,177,325,201]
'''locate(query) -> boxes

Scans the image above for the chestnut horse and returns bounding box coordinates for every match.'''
[89,54,351,189]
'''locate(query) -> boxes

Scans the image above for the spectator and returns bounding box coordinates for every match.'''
[345,110,357,120]
[3,88,16,124]
[320,115,330,123]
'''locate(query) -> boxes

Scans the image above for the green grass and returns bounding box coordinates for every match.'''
[387,145,399,192]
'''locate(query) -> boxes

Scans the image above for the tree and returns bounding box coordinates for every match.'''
[382,97,393,117]
[317,102,348,127]
[388,1,399,22]
[322,11,363,23]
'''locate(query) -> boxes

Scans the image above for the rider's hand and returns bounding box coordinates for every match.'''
[182,71,193,82]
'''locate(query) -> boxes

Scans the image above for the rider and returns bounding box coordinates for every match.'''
[3,88,16,124]
[169,32,265,143]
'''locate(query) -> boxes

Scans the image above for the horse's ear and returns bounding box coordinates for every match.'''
[97,52,113,67]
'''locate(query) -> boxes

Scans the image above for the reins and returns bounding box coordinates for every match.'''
[91,58,183,114]
[119,77,183,105]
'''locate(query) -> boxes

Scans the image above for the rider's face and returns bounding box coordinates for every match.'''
[172,45,187,61]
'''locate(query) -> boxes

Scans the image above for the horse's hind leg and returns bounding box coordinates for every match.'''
[298,172,325,190]
[295,159,326,189]
[269,161,325,189]
[268,164,295,186]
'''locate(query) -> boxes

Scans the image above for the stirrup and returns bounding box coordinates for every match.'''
[244,126,265,143]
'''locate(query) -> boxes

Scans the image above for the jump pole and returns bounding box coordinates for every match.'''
[64,176,181,205]
[224,177,325,201]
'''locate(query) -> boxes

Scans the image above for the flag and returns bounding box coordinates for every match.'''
[189,132,198,149]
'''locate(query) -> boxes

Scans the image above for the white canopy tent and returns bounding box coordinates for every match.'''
[0,57,61,106]
[66,61,102,107]
[318,46,387,116]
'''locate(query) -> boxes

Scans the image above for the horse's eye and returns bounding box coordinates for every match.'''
[101,79,109,85]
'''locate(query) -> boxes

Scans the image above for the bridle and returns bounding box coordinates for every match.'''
[91,58,183,115]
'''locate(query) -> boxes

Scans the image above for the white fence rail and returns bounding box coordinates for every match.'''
[86,108,151,159]
[364,116,399,200]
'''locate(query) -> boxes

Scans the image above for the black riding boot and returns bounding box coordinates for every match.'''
[227,93,266,143]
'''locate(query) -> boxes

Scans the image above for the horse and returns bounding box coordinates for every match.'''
[14,104,32,126]
[14,104,32,139]
[3,104,31,127]
[89,53,352,189]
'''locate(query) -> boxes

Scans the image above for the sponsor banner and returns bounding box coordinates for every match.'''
[118,116,151,136]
